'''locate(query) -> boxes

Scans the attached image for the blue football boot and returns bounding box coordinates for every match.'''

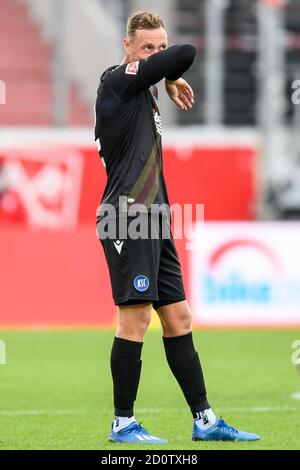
[192,418,260,441]
[109,422,167,444]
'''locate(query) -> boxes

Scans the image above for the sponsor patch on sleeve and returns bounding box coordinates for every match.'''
[125,61,139,76]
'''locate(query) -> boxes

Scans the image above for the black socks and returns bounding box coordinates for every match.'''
[110,333,209,419]
[110,337,143,417]
[163,332,209,416]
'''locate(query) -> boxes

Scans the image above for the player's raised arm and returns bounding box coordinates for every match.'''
[107,44,196,98]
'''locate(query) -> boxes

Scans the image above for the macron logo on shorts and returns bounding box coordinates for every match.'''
[113,240,124,254]
[125,61,139,75]
[134,275,149,292]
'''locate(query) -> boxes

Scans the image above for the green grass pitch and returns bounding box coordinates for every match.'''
[0,329,299,450]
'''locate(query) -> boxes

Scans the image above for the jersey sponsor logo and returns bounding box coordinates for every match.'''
[153,111,162,136]
[113,240,124,254]
[133,275,149,292]
[125,61,139,75]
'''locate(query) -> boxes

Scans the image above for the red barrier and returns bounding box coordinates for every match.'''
[0,225,116,327]
[0,143,256,326]
[164,147,256,221]
[79,146,256,223]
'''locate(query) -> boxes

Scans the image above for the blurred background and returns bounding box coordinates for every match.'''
[1,0,300,328]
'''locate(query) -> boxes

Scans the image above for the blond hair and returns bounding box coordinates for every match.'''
[126,11,165,38]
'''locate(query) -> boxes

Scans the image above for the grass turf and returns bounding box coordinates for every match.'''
[0,329,299,450]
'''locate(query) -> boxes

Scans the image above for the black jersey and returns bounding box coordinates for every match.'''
[94,44,196,215]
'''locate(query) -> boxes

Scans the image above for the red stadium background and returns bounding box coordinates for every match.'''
[0,139,256,327]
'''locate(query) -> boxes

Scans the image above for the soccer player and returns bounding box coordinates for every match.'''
[94,11,260,444]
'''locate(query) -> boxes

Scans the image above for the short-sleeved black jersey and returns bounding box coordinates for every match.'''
[94,44,196,215]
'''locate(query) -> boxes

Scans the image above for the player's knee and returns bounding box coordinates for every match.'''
[118,305,152,339]
[135,311,152,334]
[181,311,192,332]
[175,307,192,330]
[163,309,192,336]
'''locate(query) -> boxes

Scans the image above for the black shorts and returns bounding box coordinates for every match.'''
[97,214,185,310]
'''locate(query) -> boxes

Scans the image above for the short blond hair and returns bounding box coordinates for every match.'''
[126,11,165,38]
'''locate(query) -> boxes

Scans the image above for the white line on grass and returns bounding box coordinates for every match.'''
[2,405,299,417]
[134,406,298,414]
[0,409,82,416]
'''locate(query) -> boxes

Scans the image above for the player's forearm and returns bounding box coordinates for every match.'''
[164,45,196,81]
[145,44,196,85]
[106,44,196,97]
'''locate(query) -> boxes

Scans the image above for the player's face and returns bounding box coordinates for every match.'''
[124,27,168,62]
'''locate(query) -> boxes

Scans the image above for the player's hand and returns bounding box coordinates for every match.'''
[165,78,194,111]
